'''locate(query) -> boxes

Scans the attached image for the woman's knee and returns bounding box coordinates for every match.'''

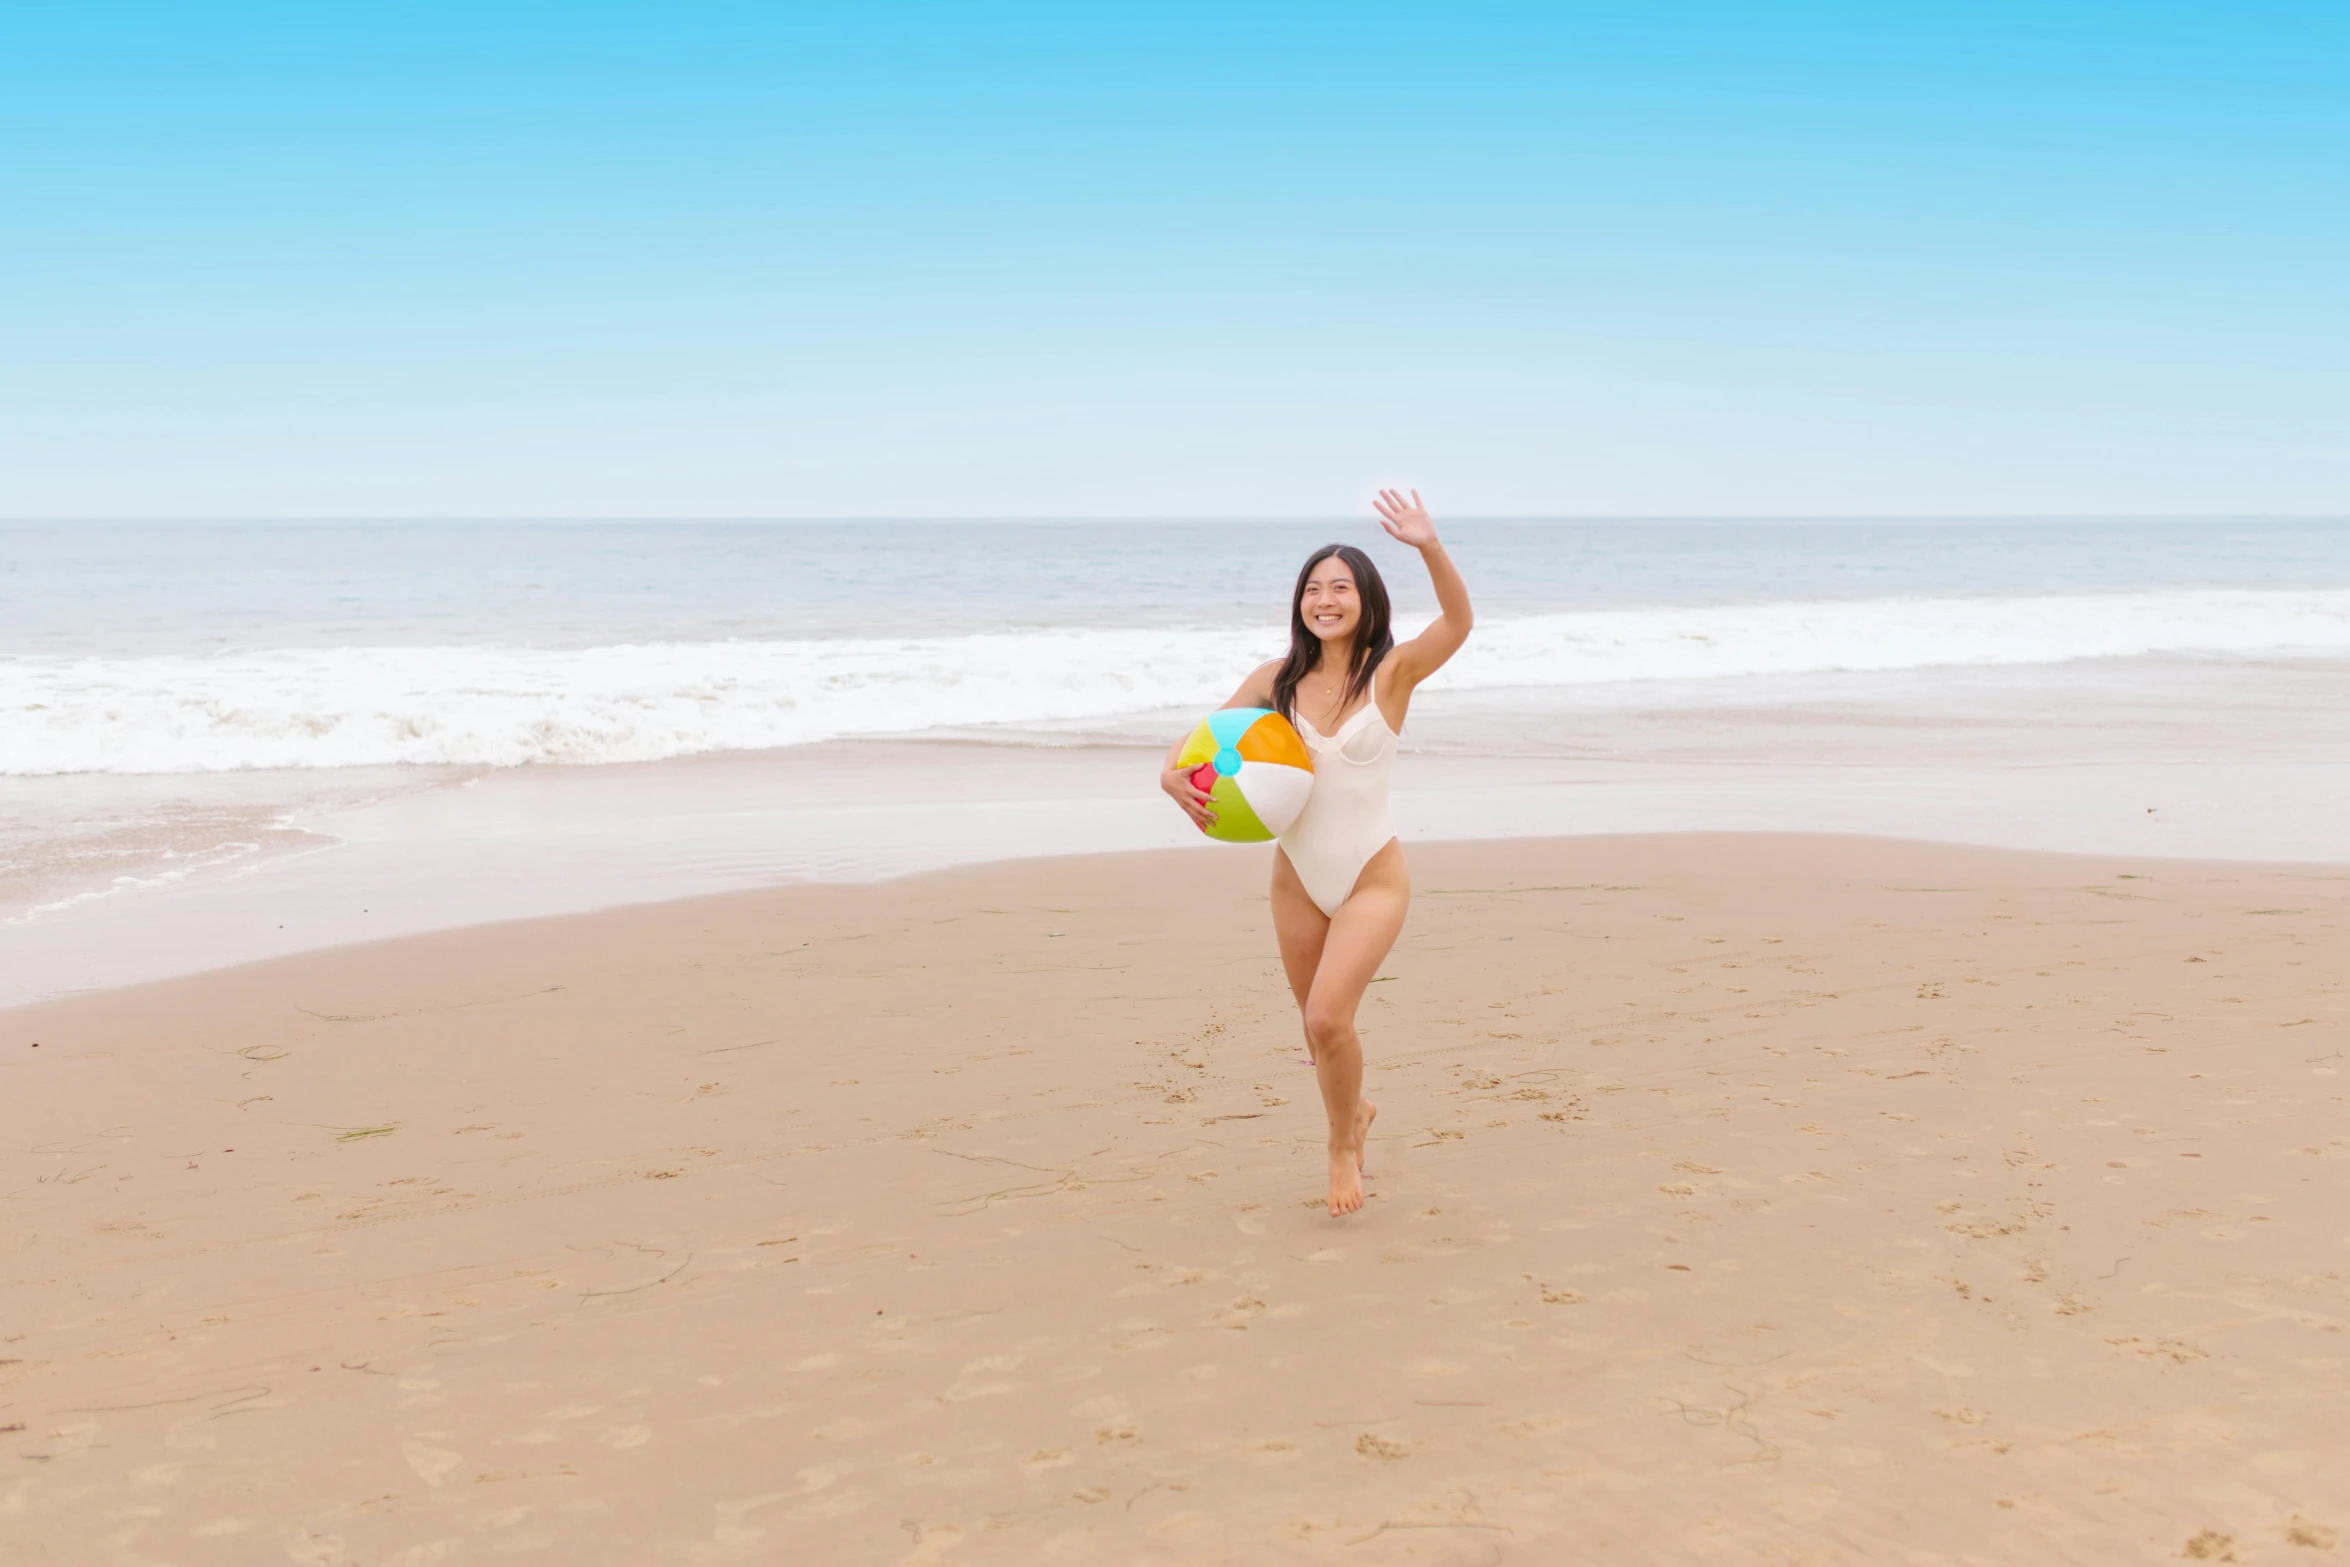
[1303,1003,1354,1052]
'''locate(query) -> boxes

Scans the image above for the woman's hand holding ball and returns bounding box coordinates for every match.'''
[1161,762,1215,831]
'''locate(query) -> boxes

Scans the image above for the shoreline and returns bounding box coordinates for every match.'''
[9,645,2350,1010]
[9,821,2349,1017]
[6,831,2346,1560]
[10,744,2350,1013]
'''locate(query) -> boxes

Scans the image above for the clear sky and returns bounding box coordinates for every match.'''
[3,2,2344,518]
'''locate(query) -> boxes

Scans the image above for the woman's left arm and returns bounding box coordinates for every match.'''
[1373,489,1473,693]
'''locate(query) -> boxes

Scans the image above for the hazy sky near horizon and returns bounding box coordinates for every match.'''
[4,3,2345,519]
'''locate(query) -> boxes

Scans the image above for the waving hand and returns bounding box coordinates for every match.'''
[1372,489,1438,550]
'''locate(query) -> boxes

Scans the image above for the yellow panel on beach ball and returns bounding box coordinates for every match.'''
[1178,708,1314,843]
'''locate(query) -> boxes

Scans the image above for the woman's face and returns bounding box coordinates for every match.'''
[1298,555,1361,644]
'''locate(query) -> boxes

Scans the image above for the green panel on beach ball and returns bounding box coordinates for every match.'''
[1202,773,1273,843]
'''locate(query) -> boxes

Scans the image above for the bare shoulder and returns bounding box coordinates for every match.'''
[1238,658,1283,709]
[1220,657,1283,711]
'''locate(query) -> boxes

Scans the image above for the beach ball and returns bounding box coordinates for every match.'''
[1176,707,1314,843]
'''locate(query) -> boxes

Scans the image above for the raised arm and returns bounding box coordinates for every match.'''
[1372,489,1472,696]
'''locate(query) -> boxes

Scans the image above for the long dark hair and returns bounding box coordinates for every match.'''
[1272,544,1394,724]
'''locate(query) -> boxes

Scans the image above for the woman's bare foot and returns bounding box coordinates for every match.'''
[1326,1145,1364,1216]
[1356,1099,1377,1174]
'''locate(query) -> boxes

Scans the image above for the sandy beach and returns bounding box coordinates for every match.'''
[5,831,2347,1563]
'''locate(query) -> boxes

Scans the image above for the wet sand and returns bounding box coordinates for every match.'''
[15,649,2350,1012]
[4,834,2348,1563]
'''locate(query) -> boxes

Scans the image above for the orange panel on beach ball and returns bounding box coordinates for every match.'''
[1236,717,1311,770]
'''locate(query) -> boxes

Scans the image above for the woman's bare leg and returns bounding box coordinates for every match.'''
[1271,849,1329,1061]
[1284,841,1409,1215]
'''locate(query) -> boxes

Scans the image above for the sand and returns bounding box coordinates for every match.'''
[4,833,2348,1564]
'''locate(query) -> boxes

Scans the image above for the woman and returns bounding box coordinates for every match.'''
[1160,490,1473,1216]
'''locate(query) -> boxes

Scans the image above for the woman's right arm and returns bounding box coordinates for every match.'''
[1160,659,1281,830]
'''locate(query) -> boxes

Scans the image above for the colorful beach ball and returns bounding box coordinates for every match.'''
[1177,707,1314,843]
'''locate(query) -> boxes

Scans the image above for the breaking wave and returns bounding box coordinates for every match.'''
[7,587,2349,775]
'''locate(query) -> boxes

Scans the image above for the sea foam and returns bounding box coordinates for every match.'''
[6,587,2348,775]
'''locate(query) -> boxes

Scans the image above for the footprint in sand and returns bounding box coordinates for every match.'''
[400,1440,462,1487]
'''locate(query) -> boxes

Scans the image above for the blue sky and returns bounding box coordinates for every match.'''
[2,2,2344,517]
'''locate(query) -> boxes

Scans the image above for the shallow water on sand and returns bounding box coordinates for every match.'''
[8,652,2350,1008]
[5,518,2349,1002]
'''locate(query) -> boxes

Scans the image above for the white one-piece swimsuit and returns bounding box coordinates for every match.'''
[1279,700,1399,917]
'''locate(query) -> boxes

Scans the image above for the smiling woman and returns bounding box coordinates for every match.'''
[1159,490,1474,1216]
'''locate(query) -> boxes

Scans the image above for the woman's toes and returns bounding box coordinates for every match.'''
[1327,1152,1364,1215]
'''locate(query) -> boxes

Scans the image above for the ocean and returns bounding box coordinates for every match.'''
[7,517,2350,1004]
[9,518,2350,773]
